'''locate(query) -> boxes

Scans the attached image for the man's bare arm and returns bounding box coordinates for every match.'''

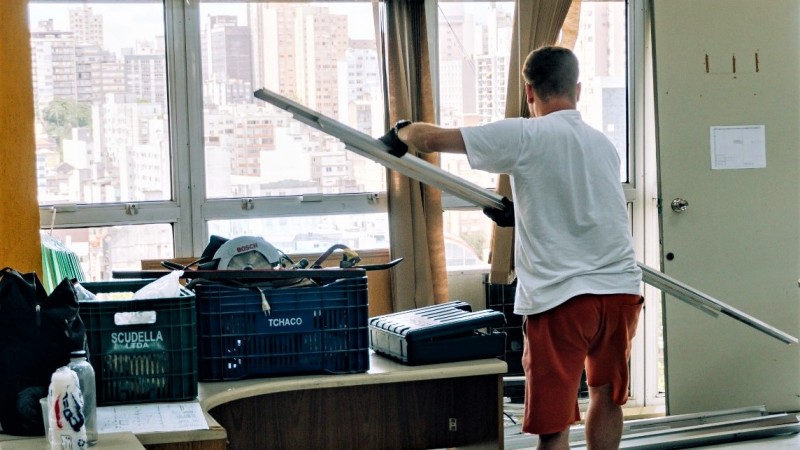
[397,123,466,155]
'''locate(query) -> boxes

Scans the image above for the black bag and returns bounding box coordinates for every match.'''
[0,267,86,436]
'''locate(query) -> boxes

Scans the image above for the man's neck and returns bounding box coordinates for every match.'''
[538,97,577,116]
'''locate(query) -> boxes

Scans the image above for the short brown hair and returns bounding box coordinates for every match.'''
[521,46,579,102]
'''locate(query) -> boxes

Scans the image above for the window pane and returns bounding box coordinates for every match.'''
[200,2,386,199]
[28,2,171,205]
[49,224,174,281]
[437,2,514,269]
[437,2,514,188]
[573,1,628,182]
[208,214,389,254]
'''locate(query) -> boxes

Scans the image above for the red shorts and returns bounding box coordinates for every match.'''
[521,293,643,435]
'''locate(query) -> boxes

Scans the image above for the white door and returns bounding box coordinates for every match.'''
[651,0,800,414]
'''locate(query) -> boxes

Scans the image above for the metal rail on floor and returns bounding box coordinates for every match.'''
[504,405,800,449]
[253,88,798,345]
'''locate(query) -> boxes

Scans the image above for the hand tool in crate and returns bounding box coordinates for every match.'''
[113,236,403,287]
[368,300,507,365]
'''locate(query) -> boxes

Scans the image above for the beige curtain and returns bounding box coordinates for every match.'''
[376,0,447,312]
[488,0,582,284]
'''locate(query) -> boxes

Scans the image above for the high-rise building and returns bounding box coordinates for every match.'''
[247,5,347,118]
[475,54,507,123]
[343,39,381,133]
[30,30,77,116]
[204,104,277,178]
[247,5,280,93]
[207,15,253,84]
[124,53,167,105]
[75,44,125,105]
[437,3,514,126]
[69,6,104,48]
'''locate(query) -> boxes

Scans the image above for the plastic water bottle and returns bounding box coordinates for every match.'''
[48,367,87,449]
[68,350,97,446]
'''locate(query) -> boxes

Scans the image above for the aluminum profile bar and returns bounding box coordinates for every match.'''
[254,88,505,211]
[640,264,797,344]
[585,413,800,450]
[504,404,771,449]
[252,88,798,345]
[506,407,800,450]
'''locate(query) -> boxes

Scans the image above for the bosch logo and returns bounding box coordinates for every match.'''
[236,243,258,253]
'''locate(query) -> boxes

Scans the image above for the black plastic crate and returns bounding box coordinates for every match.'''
[485,277,520,325]
[484,276,589,400]
[79,280,198,406]
[503,327,524,375]
[194,276,369,381]
[484,276,523,375]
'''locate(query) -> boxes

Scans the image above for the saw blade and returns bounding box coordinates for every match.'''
[224,250,273,270]
[213,236,283,270]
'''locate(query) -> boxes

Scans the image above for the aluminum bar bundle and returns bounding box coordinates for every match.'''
[253,88,797,345]
[506,405,800,449]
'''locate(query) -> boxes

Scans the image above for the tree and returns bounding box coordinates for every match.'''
[42,98,91,142]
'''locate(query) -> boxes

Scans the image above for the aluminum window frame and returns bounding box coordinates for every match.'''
[38,0,389,260]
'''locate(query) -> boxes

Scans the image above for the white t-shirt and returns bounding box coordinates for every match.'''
[461,110,642,315]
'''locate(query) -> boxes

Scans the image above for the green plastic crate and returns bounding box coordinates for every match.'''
[78,280,197,406]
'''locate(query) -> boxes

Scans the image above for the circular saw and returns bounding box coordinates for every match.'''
[213,236,284,270]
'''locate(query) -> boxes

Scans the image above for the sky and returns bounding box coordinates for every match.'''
[27,1,514,48]
[28,3,164,53]
[28,2,379,51]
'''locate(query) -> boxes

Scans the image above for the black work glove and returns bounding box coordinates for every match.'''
[378,120,412,157]
[483,197,515,227]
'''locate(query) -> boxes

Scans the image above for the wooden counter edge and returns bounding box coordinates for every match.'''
[198,353,508,411]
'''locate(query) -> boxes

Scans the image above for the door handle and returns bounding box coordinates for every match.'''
[671,198,689,212]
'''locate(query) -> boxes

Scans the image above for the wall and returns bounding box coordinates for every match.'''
[0,3,42,274]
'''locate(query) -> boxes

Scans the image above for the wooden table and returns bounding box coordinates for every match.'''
[0,432,144,449]
[199,352,507,450]
[0,409,226,450]
[1,354,505,449]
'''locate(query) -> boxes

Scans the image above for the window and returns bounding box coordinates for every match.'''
[30,3,170,205]
[29,1,176,277]
[436,1,630,270]
[199,2,387,254]
[30,1,387,277]
[436,2,514,268]
[435,1,655,408]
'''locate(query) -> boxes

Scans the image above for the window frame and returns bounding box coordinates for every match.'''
[38,0,389,260]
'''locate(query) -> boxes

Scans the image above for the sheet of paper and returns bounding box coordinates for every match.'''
[710,125,766,170]
[97,401,209,434]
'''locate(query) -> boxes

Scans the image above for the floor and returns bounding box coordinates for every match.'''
[505,433,800,450]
